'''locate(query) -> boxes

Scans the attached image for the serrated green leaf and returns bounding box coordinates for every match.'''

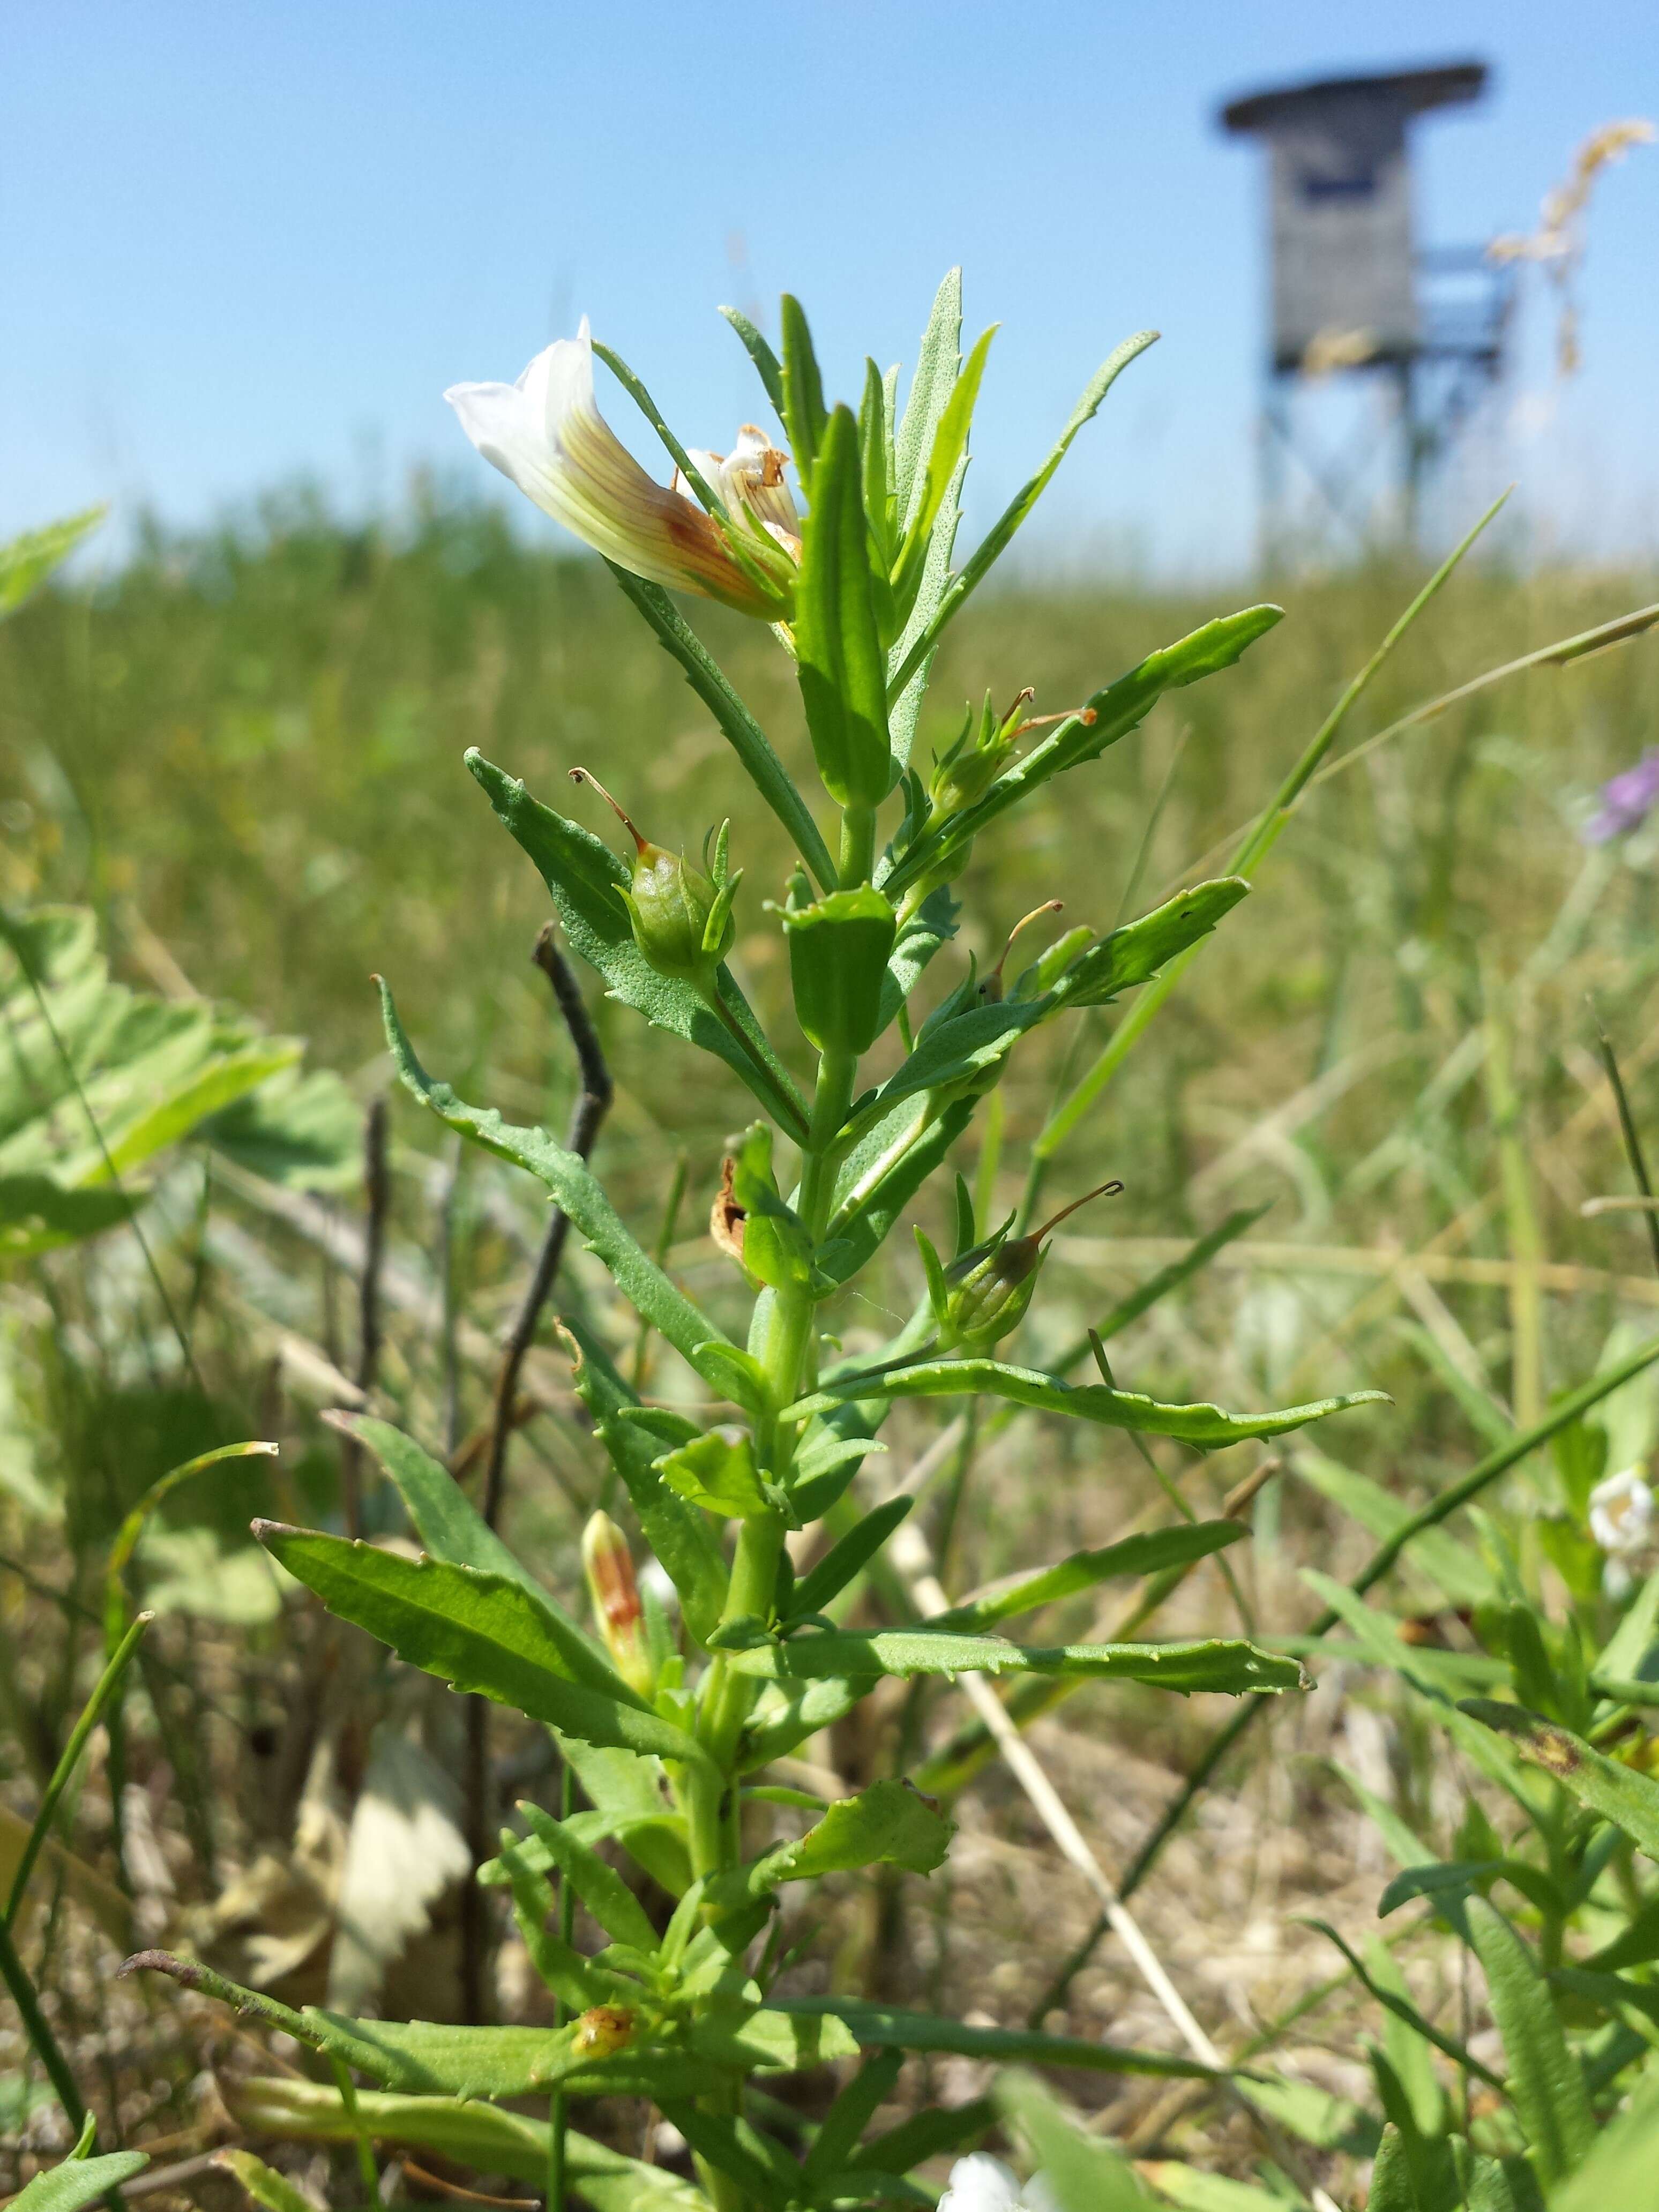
[727,1626,1303,1694]
[1053,880,1251,1008]
[1460,1700,1659,1860]
[839,997,1050,1145]
[656,1430,771,1521]
[255,1525,712,1773]
[795,405,893,810]
[0,507,105,621]
[790,1357,1382,1450]
[126,1948,712,2099]
[743,1777,954,1890]
[380,983,738,1386]
[1466,1896,1596,2186]
[931,1521,1245,1633]
[464,752,808,1134]
[335,1413,552,1598]
[885,607,1283,898]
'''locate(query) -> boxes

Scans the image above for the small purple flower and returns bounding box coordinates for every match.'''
[1585,751,1659,842]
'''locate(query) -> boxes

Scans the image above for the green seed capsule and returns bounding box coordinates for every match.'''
[571,768,736,989]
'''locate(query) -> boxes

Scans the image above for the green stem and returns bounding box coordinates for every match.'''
[839,805,877,890]
[0,1909,86,2144]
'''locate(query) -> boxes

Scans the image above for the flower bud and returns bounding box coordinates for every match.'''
[570,769,736,990]
[928,689,1097,826]
[572,2004,636,2058]
[581,1512,655,1698]
[926,1181,1124,1356]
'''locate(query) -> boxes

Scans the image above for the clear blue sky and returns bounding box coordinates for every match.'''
[6,1,1655,576]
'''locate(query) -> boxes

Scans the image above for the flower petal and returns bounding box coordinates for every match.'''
[445,323,789,617]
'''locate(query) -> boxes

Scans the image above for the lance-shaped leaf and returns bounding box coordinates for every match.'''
[1460,1699,1659,1861]
[491,1841,633,2014]
[123,1950,718,2099]
[562,1321,726,1648]
[794,404,893,811]
[12,2152,151,2212]
[511,1802,661,1952]
[788,1357,1383,1451]
[724,1625,1303,1694]
[220,2077,707,2211]
[884,606,1283,898]
[816,1097,976,1287]
[779,293,828,484]
[891,323,996,612]
[464,752,808,1134]
[0,506,106,621]
[894,269,962,520]
[838,998,1050,1148]
[330,1413,554,1600]
[766,1996,1213,2076]
[784,1495,913,1623]
[1464,1896,1596,2186]
[886,329,1160,701]
[682,2003,860,2074]
[930,1521,1246,1634]
[255,1525,713,1773]
[603,565,835,890]
[1052,880,1250,1007]
[381,985,738,1385]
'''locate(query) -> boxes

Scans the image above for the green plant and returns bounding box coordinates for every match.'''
[1139,1323,1659,2209]
[115,279,1389,2206]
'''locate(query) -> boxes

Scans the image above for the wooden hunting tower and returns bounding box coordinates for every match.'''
[1221,61,1513,552]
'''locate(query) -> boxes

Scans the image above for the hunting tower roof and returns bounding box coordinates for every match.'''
[1220,62,1487,137]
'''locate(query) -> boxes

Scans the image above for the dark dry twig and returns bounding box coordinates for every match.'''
[461,928,611,2026]
[339,1097,390,1540]
[1591,1002,1659,1279]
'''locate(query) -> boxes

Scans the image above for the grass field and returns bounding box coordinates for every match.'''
[4,499,1659,2202]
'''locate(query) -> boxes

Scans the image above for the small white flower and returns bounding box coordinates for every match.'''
[445,320,796,617]
[1589,1466,1655,1556]
[938,2154,1057,2212]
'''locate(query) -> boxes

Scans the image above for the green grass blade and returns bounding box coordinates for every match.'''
[4,1612,151,1927]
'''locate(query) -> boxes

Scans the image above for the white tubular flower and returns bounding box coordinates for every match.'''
[445,321,795,617]
[938,2155,1057,2212]
[1589,1466,1655,1556]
